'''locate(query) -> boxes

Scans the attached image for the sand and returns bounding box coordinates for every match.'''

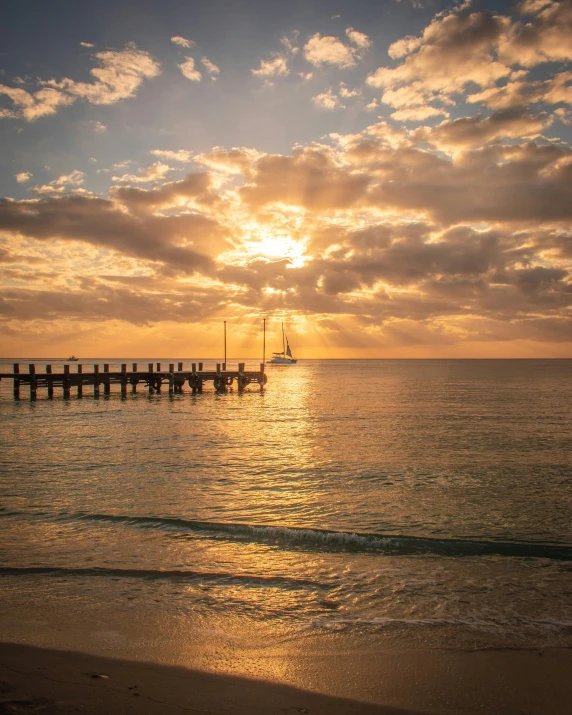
[1,641,571,715]
[0,642,425,715]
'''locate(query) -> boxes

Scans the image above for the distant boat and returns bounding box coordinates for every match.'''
[68,355,79,361]
[267,323,297,364]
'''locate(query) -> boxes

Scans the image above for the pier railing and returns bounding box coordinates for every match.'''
[0,362,267,400]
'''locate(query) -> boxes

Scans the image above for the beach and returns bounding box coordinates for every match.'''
[1,641,572,714]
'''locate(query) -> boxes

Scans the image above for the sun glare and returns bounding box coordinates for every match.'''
[241,223,309,267]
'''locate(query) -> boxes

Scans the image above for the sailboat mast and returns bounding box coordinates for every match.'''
[282,322,285,356]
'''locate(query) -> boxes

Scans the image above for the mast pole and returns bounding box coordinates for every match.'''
[224,320,227,367]
[263,318,266,366]
[282,321,285,356]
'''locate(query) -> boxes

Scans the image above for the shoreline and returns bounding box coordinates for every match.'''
[1,641,571,714]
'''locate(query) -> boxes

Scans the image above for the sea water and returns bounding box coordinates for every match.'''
[1,359,571,676]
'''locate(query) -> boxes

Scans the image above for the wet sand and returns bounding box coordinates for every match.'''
[1,641,571,714]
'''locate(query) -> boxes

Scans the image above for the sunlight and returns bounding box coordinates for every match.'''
[242,223,309,267]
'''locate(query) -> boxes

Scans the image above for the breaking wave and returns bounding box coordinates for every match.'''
[68,512,572,561]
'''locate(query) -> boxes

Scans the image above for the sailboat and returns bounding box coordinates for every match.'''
[267,323,297,364]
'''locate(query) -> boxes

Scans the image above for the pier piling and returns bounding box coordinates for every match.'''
[103,364,110,396]
[121,364,127,398]
[63,364,70,399]
[1,361,267,400]
[29,364,36,401]
[13,363,20,400]
[46,365,53,398]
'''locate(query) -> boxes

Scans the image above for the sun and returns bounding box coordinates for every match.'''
[242,223,309,267]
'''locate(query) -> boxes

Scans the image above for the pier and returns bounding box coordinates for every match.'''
[0,362,267,400]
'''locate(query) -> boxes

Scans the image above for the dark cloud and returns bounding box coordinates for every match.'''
[0,193,225,271]
[239,148,371,211]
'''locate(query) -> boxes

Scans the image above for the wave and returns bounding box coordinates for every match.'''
[0,566,322,590]
[70,512,572,561]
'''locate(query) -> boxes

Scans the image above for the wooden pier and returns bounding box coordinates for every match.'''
[0,362,267,400]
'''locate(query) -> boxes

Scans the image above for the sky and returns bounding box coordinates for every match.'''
[1,0,571,358]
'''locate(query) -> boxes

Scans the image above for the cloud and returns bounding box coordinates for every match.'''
[112,162,171,183]
[312,89,342,110]
[416,109,553,149]
[468,71,572,110]
[201,56,220,79]
[0,44,160,121]
[280,31,300,54]
[178,57,201,81]
[0,181,225,273]
[46,44,161,104]
[110,172,213,211]
[0,85,75,121]
[88,120,107,132]
[194,147,263,175]
[31,170,85,195]
[345,27,372,49]
[79,42,95,48]
[251,55,289,78]
[312,84,361,111]
[15,172,32,183]
[362,142,572,225]
[367,6,512,114]
[149,149,193,162]
[171,36,194,49]
[498,0,572,67]
[238,147,371,211]
[391,105,449,121]
[369,2,572,119]
[304,32,362,68]
[555,107,572,125]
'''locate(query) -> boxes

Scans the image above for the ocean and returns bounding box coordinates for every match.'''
[1,359,571,686]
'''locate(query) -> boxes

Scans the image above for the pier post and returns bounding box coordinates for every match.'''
[94,364,100,398]
[168,364,175,395]
[29,364,37,400]
[131,363,137,393]
[198,362,203,371]
[178,362,183,371]
[148,363,154,393]
[77,364,83,398]
[63,364,70,399]
[46,365,53,398]
[13,363,20,400]
[121,364,127,398]
[156,363,161,373]
[215,363,224,392]
[103,364,110,396]
[260,362,266,392]
[190,363,197,395]
[238,362,245,393]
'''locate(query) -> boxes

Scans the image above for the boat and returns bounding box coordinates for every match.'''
[267,323,297,364]
[68,355,79,361]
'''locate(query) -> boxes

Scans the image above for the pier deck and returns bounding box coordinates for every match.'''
[0,362,267,399]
